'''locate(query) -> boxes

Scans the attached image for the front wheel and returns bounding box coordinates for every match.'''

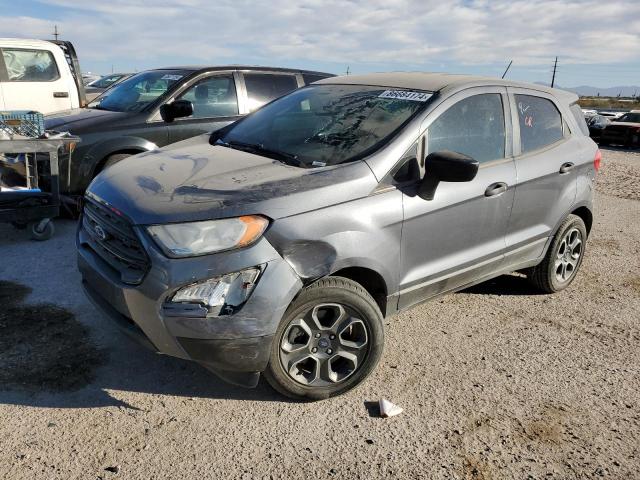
[264,276,384,401]
[102,153,132,170]
[527,214,587,293]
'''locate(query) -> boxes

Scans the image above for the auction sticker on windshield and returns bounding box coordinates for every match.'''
[379,90,432,102]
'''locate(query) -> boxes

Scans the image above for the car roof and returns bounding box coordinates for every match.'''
[151,65,334,77]
[0,38,61,50]
[315,72,578,103]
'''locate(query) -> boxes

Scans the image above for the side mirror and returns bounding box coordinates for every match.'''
[419,150,479,200]
[160,99,193,123]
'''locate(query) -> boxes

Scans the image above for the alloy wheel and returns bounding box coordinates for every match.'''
[554,227,583,283]
[279,303,370,387]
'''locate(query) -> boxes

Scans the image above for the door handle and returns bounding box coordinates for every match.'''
[484,182,508,197]
[53,91,69,98]
[559,162,575,174]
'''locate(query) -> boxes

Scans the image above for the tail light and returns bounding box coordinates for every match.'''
[594,149,602,172]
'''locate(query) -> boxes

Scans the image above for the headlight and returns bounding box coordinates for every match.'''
[171,267,261,315]
[147,215,269,257]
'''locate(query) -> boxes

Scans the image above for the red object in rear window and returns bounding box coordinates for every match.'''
[594,149,602,172]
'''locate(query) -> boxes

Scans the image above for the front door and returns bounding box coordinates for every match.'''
[166,73,242,144]
[0,47,72,114]
[398,88,516,309]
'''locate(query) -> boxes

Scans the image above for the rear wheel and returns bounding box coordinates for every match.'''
[264,276,384,401]
[527,214,587,293]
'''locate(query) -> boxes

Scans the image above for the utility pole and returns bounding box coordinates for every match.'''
[501,60,513,79]
[53,25,59,41]
[551,56,558,88]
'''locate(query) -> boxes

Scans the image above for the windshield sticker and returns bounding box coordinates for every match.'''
[378,90,432,102]
[161,74,183,81]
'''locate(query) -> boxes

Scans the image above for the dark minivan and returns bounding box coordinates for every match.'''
[45,66,333,194]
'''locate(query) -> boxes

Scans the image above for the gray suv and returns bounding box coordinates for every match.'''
[78,73,600,400]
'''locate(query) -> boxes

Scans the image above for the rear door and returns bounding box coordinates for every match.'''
[0,46,72,113]
[166,72,242,143]
[504,88,578,264]
[398,87,516,308]
[240,71,300,112]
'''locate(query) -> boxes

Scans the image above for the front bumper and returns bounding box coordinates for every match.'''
[77,225,303,386]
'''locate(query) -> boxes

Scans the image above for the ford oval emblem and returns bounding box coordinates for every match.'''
[94,224,107,241]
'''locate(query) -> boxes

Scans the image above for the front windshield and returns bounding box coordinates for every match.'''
[88,70,189,112]
[219,84,431,167]
[89,74,125,89]
[617,112,640,123]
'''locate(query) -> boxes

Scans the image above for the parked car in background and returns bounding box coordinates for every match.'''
[0,38,86,114]
[587,114,611,141]
[82,73,101,85]
[599,111,625,120]
[45,66,333,194]
[78,72,598,399]
[600,110,640,148]
[85,73,131,102]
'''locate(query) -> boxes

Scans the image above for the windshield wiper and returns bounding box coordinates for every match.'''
[90,104,112,111]
[217,139,303,167]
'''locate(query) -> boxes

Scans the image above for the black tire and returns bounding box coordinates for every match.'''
[28,219,55,241]
[102,153,132,170]
[527,214,587,293]
[264,276,384,401]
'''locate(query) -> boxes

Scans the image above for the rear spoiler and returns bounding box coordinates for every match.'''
[48,40,87,107]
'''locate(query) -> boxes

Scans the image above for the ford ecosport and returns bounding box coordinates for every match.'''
[78,73,599,400]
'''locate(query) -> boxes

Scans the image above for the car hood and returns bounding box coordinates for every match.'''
[610,121,640,128]
[87,134,377,225]
[45,108,133,132]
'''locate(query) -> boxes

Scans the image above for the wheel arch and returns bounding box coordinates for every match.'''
[94,148,145,174]
[570,205,593,236]
[84,136,158,180]
[330,266,388,317]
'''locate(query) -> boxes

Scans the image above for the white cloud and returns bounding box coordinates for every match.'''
[2,0,639,72]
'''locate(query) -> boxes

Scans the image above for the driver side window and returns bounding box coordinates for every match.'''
[427,93,506,163]
[176,75,239,118]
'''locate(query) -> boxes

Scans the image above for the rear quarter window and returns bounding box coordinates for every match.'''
[515,94,564,153]
[570,103,590,136]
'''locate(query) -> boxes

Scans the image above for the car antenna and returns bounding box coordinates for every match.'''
[501,60,512,79]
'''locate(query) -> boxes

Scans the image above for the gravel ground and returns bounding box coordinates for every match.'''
[0,147,638,480]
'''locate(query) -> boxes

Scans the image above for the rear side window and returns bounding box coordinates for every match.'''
[2,48,60,82]
[244,73,298,111]
[427,93,505,163]
[515,94,564,153]
[302,73,328,85]
[570,103,589,136]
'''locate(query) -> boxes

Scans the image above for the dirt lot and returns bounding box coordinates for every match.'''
[0,147,638,479]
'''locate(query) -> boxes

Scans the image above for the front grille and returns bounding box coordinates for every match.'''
[82,198,149,284]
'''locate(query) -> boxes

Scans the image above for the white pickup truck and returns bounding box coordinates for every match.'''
[0,38,86,114]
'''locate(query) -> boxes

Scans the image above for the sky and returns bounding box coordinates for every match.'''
[2,0,639,88]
